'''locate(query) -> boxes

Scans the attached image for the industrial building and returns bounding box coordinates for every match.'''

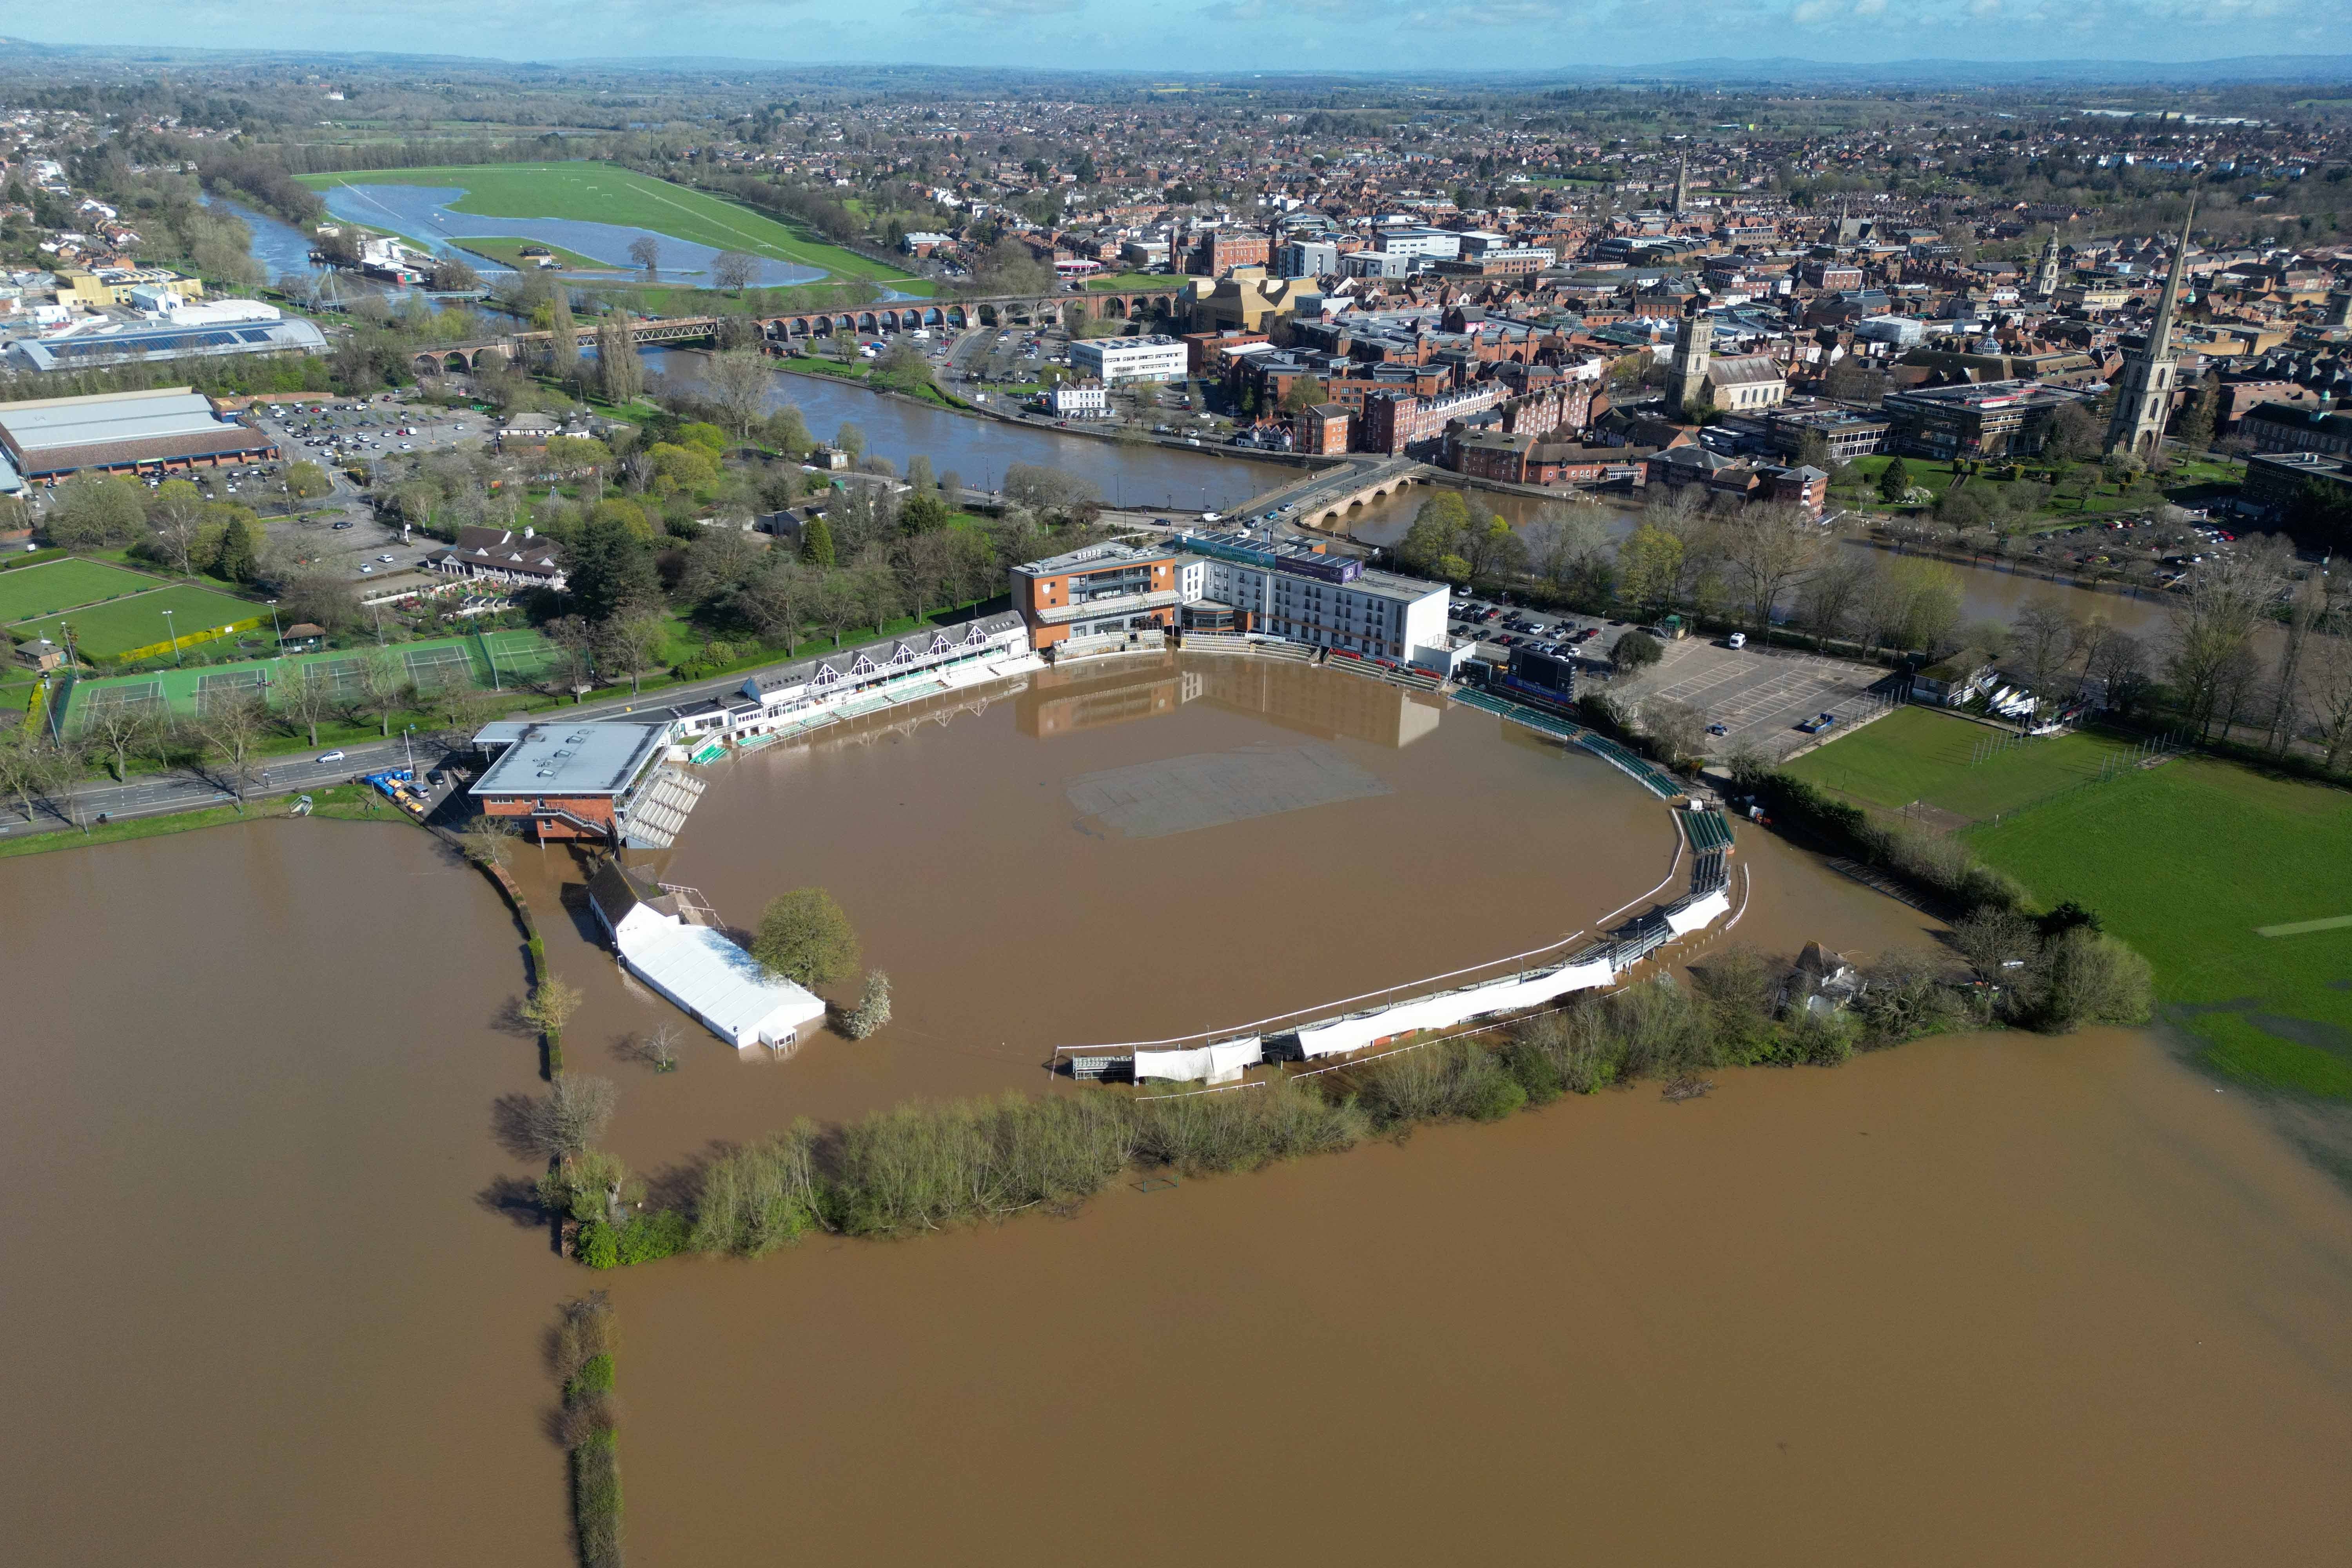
[4,305,325,374]
[468,720,707,848]
[0,387,280,481]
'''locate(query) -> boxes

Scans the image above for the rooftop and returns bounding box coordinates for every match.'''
[470,720,670,799]
[1014,541,1176,577]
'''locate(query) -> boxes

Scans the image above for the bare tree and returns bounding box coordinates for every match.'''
[495,1071,615,1165]
[2303,628,2352,772]
[2264,571,2328,755]
[276,664,334,750]
[1714,504,1823,637]
[710,250,759,293]
[0,722,43,823]
[195,691,270,803]
[358,650,410,739]
[814,570,864,646]
[628,236,660,278]
[83,700,156,782]
[461,814,520,870]
[147,479,205,576]
[734,556,811,649]
[897,530,959,621]
[2009,598,2082,724]
[702,348,773,440]
[1794,554,1869,650]
[520,976,586,1044]
[595,613,668,696]
[595,319,645,405]
[2166,540,2287,739]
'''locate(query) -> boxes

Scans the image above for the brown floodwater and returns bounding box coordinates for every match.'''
[606,1025,2352,1566]
[8,656,2351,1567]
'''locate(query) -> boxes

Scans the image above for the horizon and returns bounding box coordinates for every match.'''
[12,2,2352,79]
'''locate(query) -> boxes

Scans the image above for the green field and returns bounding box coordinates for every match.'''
[1085,272,1185,291]
[453,236,621,274]
[0,559,167,624]
[1785,706,2140,826]
[1967,759,2352,1100]
[15,582,261,659]
[297,162,927,290]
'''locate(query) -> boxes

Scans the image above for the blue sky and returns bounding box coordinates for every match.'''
[17,0,2348,72]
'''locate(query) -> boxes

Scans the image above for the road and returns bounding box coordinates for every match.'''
[8,663,790,840]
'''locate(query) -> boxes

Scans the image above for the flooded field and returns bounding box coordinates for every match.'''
[8,655,2350,1566]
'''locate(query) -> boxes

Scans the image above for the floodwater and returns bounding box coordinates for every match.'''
[202,192,325,283]
[646,345,1286,512]
[606,1024,2352,1566]
[0,821,573,1566]
[10,657,2352,1566]
[319,182,826,289]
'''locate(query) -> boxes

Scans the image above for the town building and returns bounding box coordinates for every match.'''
[0,387,279,480]
[1067,335,1187,386]
[1047,379,1109,418]
[2242,401,2352,458]
[2106,203,2197,460]
[425,526,568,592]
[1176,532,1452,667]
[2241,449,2352,516]
[1880,379,2089,461]
[469,720,706,847]
[1011,540,1184,650]
[1292,402,1352,455]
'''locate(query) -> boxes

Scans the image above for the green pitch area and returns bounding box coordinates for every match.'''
[297,162,928,290]
[1966,757,2352,1101]
[64,629,561,726]
[15,582,260,659]
[0,559,167,624]
[1783,705,2144,826]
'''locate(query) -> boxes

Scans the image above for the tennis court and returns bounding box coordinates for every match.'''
[80,679,165,716]
[307,657,368,698]
[196,668,269,711]
[0,559,164,623]
[403,645,474,691]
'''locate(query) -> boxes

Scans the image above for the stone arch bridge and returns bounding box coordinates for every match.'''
[414,289,1186,377]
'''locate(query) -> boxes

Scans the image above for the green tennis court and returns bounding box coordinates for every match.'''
[0,559,165,623]
[63,629,563,730]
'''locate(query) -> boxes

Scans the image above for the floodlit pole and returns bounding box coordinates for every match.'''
[162,609,181,666]
[267,599,283,650]
[403,724,415,773]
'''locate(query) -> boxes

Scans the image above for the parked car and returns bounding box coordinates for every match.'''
[1727,632,1747,649]
[1706,723,1729,737]
[1797,711,1838,734]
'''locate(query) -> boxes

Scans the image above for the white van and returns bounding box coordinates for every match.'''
[1727,632,1747,650]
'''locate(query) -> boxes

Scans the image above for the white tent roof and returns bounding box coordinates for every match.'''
[620,924,824,1045]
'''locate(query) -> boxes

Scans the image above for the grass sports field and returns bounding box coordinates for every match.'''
[297,162,926,290]
[1784,705,2144,826]
[0,559,167,624]
[15,582,261,659]
[1793,705,2352,1102]
[1969,759,2352,1100]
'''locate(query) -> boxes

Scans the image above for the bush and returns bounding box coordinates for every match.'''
[2030,927,2154,1032]
[1612,629,1664,670]
[690,1125,823,1257]
[570,1428,623,1568]
[1133,1077,1366,1174]
[830,1093,1137,1236]
[613,1209,691,1266]
[1358,1038,1527,1126]
[576,1220,620,1270]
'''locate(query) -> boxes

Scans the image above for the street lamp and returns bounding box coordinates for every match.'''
[162,609,181,666]
[267,599,282,652]
[403,724,415,774]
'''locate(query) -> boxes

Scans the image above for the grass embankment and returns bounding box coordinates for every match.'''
[771,355,968,408]
[551,1294,622,1568]
[1084,272,1185,291]
[452,237,619,273]
[0,782,394,858]
[1967,758,2352,1098]
[297,161,924,289]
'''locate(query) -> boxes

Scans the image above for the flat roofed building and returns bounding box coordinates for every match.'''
[1068,335,1189,385]
[469,720,674,842]
[1011,541,1183,650]
[0,387,279,479]
[1177,532,1452,668]
[5,315,325,374]
[1880,379,2089,461]
[586,862,824,1052]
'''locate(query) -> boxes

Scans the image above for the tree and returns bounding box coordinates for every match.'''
[2031,928,2153,1032]
[702,348,773,440]
[1396,490,1470,577]
[800,512,837,569]
[1949,908,2037,982]
[195,690,270,802]
[897,491,952,535]
[596,613,668,695]
[1615,523,1686,617]
[566,511,660,624]
[710,250,759,293]
[83,699,154,783]
[1612,629,1664,670]
[596,320,645,405]
[2173,372,2217,453]
[2008,598,2082,721]
[0,722,45,823]
[1278,376,1328,415]
[833,422,866,463]
[752,888,861,987]
[628,236,661,278]
[546,289,579,385]
[212,512,259,584]
[2045,399,2103,466]
[1877,457,1913,506]
[500,1070,613,1165]
[1522,503,1610,603]
[1716,504,1822,634]
[357,650,410,738]
[2166,540,2286,738]
[47,474,144,551]
[282,461,332,502]
[146,479,205,575]
[1795,554,1868,649]
[1639,698,1708,765]
[840,971,893,1039]
[904,454,937,494]
[873,339,934,395]
[461,814,520,871]
[276,663,334,748]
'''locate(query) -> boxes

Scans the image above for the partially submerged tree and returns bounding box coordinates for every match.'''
[753,888,861,988]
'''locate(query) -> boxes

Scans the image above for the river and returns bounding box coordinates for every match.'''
[648,347,2183,640]
[9,661,2348,1563]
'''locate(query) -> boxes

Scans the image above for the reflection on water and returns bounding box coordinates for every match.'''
[648,345,1285,510]
[202,191,325,282]
[318,181,825,288]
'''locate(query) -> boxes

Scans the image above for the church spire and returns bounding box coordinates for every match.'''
[1672,154,1688,218]
[2145,196,2196,362]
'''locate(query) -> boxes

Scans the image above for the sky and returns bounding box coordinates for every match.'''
[17,0,2352,73]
